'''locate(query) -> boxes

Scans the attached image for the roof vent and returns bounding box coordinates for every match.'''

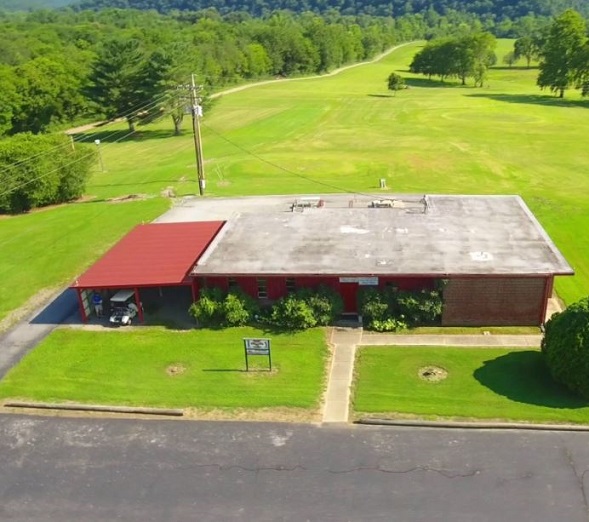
[470,251,493,261]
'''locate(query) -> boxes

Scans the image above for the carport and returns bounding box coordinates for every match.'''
[71,221,224,322]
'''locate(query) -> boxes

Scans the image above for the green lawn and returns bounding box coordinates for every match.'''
[353,347,589,424]
[2,40,589,324]
[0,327,329,411]
[0,198,168,325]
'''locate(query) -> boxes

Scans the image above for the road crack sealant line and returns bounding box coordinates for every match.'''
[357,418,589,432]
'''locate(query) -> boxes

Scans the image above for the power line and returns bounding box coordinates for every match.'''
[0,100,187,201]
[201,122,387,199]
[0,92,174,176]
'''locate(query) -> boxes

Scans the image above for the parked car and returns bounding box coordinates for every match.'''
[109,289,139,326]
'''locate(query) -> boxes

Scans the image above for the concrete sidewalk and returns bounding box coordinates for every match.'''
[321,328,543,424]
[360,332,542,348]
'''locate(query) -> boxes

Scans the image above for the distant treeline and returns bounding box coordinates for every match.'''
[0,7,494,138]
[74,0,589,20]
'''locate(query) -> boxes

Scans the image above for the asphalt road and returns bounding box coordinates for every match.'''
[0,415,588,521]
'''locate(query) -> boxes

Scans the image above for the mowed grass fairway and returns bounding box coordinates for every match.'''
[353,347,589,424]
[80,40,588,303]
[0,198,168,325]
[0,327,328,412]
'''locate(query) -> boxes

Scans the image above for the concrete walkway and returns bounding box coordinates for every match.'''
[322,328,362,424]
[321,328,543,424]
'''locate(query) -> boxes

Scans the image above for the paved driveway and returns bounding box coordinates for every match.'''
[0,415,587,521]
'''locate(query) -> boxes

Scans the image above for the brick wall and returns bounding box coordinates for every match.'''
[442,277,548,326]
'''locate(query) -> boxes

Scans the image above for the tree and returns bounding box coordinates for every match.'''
[541,297,589,399]
[387,72,405,94]
[0,133,96,214]
[537,9,588,98]
[514,36,537,68]
[503,51,517,67]
[86,38,151,132]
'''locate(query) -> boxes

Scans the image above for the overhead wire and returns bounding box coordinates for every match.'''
[0,91,176,176]
[202,121,392,200]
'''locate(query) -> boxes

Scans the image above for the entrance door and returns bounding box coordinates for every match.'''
[340,283,359,313]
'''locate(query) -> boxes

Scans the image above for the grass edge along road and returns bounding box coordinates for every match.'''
[352,346,589,425]
[0,327,329,418]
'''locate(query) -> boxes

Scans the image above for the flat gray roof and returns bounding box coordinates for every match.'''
[186,194,573,277]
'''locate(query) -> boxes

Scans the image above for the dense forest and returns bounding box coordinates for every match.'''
[0,0,73,10]
[74,0,589,19]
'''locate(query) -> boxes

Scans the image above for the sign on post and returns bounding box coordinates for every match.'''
[243,338,272,371]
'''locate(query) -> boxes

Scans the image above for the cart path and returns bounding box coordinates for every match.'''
[64,41,416,135]
[210,41,416,99]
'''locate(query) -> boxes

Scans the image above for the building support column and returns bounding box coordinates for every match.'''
[76,288,88,322]
[134,287,144,323]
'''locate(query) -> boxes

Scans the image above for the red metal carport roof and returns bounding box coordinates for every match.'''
[72,221,224,289]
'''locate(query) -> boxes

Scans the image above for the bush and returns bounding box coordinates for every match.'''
[370,317,408,332]
[223,291,258,326]
[394,289,442,326]
[271,294,317,330]
[189,288,259,327]
[0,133,96,214]
[359,286,443,331]
[359,288,389,322]
[298,286,343,326]
[189,287,225,327]
[541,297,589,399]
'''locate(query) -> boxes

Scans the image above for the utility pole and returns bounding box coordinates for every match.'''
[94,139,105,173]
[190,74,205,196]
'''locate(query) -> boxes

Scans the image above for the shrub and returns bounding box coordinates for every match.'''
[0,133,96,214]
[370,317,408,332]
[223,291,258,326]
[541,297,589,399]
[298,286,343,326]
[394,289,442,326]
[271,294,317,330]
[188,287,225,327]
[359,288,389,322]
[189,288,259,327]
[359,286,443,331]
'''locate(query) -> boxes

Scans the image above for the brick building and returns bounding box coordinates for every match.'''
[72,194,573,326]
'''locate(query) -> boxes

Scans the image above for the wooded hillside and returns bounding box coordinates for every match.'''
[74,0,589,19]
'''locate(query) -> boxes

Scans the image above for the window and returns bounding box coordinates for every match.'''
[286,278,296,293]
[257,278,268,299]
[228,278,239,292]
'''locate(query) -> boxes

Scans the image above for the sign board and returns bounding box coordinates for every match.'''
[243,338,272,371]
[339,277,379,286]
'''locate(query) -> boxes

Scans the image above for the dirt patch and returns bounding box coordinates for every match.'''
[108,194,147,203]
[0,405,322,424]
[166,364,186,377]
[418,366,448,383]
[184,407,321,423]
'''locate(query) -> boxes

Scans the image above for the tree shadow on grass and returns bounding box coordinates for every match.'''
[490,66,538,71]
[466,93,589,110]
[367,94,395,98]
[72,129,182,144]
[404,77,460,88]
[473,351,589,409]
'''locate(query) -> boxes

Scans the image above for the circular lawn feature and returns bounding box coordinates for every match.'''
[418,366,448,383]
